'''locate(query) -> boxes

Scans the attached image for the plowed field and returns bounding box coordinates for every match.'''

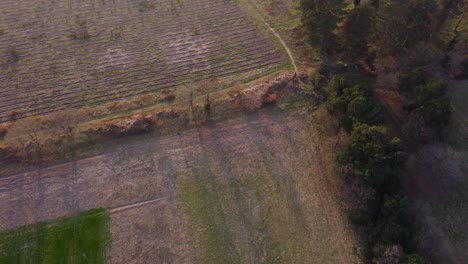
[0,0,283,122]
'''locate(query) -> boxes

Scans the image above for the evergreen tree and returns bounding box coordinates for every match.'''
[373,0,437,55]
[345,124,406,187]
[300,0,346,54]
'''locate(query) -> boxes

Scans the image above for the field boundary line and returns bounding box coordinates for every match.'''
[110,197,165,214]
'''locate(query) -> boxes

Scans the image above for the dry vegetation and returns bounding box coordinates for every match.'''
[0,72,298,174]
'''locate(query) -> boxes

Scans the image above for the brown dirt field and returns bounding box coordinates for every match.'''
[0,108,358,263]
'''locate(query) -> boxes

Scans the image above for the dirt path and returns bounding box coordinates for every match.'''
[257,12,299,74]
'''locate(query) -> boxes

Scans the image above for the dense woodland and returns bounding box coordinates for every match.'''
[301,0,466,263]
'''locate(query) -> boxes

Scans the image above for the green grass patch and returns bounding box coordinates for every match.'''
[0,208,110,264]
[178,178,239,264]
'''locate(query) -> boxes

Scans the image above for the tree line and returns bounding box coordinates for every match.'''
[301,0,465,262]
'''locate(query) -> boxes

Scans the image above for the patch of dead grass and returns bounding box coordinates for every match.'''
[105,100,136,112]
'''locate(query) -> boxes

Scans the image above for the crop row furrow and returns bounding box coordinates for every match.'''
[0,37,274,107]
[0,55,280,122]
[0,47,280,114]
[0,46,280,112]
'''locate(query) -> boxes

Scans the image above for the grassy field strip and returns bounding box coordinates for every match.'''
[0,208,110,264]
[248,112,357,263]
[203,121,275,263]
[270,112,358,262]
[171,128,241,264]
[217,118,312,263]
[172,111,359,263]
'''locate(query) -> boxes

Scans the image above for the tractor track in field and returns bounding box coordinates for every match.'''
[110,197,165,214]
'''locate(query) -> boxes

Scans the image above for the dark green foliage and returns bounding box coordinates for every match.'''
[0,208,110,264]
[348,210,372,226]
[399,71,450,135]
[347,94,385,124]
[341,4,374,61]
[399,69,427,93]
[415,79,447,103]
[399,71,450,133]
[381,194,407,219]
[313,62,348,89]
[373,0,437,55]
[415,79,450,131]
[369,217,409,245]
[345,124,406,187]
[318,62,348,77]
[300,0,346,52]
[327,85,385,128]
[402,254,427,264]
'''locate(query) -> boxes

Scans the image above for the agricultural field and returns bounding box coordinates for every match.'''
[0,208,110,263]
[0,0,362,262]
[0,0,284,122]
[0,108,359,263]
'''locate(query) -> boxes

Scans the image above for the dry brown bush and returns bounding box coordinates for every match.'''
[193,79,221,94]
[240,87,265,112]
[372,244,403,264]
[0,123,11,138]
[88,106,109,117]
[228,82,243,97]
[131,94,157,106]
[0,143,19,163]
[239,73,297,111]
[160,89,176,102]
[5,109,87,139]
[82,114,155,138]
[263,92,277,105]
[1,109,89,164]
[105,100,136,112]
